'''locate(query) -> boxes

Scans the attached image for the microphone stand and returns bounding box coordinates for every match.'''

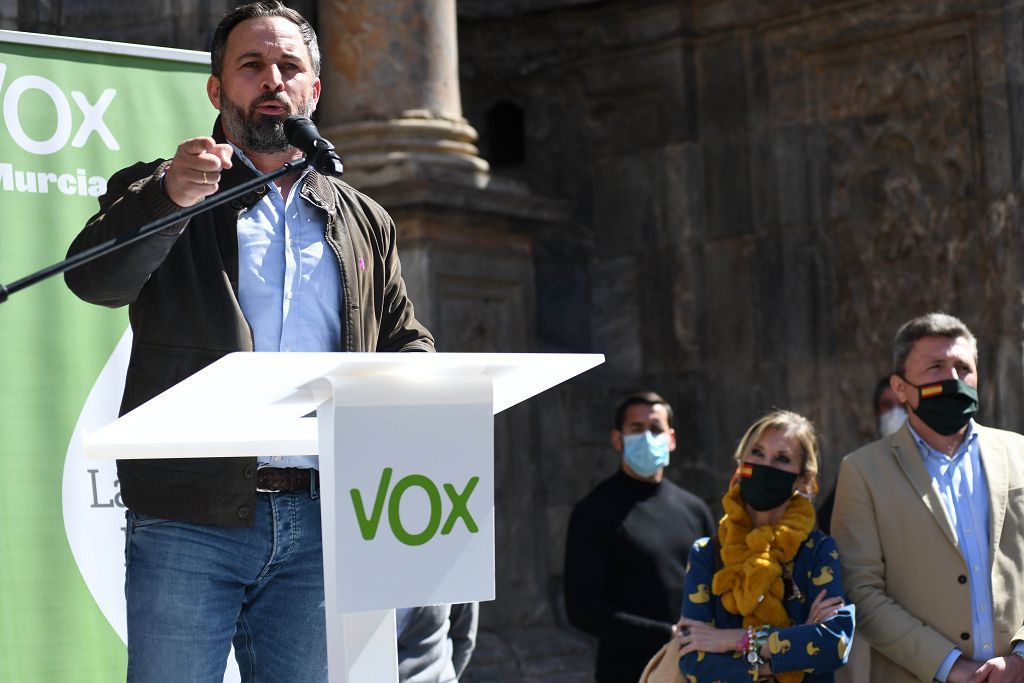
[0,157,311,305]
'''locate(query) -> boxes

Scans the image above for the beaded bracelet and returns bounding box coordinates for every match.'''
[735,625,752,653]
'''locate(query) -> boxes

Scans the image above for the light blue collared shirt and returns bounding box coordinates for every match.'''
[906,421,992,682]
[234,146,342,470]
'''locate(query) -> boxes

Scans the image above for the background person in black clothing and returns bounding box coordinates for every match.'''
[816,375,900,683]
[817,376,902,536]
[564,391,715,682]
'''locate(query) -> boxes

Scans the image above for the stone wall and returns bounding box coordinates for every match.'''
[457,0,1024,677]
[10,0,316,50]
[11,0,1024,679]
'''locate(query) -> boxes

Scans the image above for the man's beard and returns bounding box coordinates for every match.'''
[220,91,313,154]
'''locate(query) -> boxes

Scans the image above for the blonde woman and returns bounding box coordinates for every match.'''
[675,410,855,682]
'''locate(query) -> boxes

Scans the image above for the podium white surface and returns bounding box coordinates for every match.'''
[85,352,603,682]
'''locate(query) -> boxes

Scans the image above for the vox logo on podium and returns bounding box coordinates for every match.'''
[350,468,480,546]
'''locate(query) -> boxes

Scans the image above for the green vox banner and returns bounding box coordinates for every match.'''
[0,31,213,681]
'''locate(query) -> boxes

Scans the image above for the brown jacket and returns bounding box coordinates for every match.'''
[832,422,1024,682]
[65,119,433,526]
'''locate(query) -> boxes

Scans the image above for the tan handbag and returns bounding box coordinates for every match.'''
[638,636,685,683]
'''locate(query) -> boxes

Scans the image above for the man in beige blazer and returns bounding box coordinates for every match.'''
[833,313,1024,683]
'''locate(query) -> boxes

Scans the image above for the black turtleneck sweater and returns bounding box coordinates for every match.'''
[564,470,715,682]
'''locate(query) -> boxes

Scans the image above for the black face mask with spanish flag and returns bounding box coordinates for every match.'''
[739,462,798,512]
[901,377,979,436]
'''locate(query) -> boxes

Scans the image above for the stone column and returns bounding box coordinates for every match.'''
[315,3,577,679]
[317,0,489,187]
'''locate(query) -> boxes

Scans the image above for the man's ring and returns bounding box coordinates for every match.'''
[203,171,209,185]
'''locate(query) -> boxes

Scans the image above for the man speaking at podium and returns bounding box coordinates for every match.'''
[64,2,433,680]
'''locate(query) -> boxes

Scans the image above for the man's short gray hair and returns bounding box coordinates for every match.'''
[892,312,978,375]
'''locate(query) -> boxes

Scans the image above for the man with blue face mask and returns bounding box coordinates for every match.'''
[564,391,715,682]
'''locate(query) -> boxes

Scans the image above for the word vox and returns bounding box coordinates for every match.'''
[350,467,480,547]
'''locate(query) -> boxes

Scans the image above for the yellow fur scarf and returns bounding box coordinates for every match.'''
[711,486,815,683]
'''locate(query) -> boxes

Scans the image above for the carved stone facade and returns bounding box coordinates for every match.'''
[457,0,1024,678]
[13,0,1024,680]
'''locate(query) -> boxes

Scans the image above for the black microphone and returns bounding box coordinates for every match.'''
[284,116,344,177]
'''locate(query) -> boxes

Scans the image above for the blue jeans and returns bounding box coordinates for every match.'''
[124,490,327,682]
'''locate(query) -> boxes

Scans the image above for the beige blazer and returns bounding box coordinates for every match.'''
[832,422,1024,683]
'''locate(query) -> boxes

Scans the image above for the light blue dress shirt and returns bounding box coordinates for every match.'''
[233,145,342,470]
[906,421,993,682]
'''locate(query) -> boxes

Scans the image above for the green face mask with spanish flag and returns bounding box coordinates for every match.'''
[902,378,980,436]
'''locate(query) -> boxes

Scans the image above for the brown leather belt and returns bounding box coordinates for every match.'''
[256,467,316,493]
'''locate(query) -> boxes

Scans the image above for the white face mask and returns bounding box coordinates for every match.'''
[878,406,908,437]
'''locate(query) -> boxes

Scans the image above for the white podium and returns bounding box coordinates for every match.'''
[84,352,603,682]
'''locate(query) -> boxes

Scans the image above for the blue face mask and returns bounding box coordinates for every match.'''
[622,431,671,478]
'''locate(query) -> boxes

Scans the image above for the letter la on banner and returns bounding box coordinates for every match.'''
[0,30,213,681]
